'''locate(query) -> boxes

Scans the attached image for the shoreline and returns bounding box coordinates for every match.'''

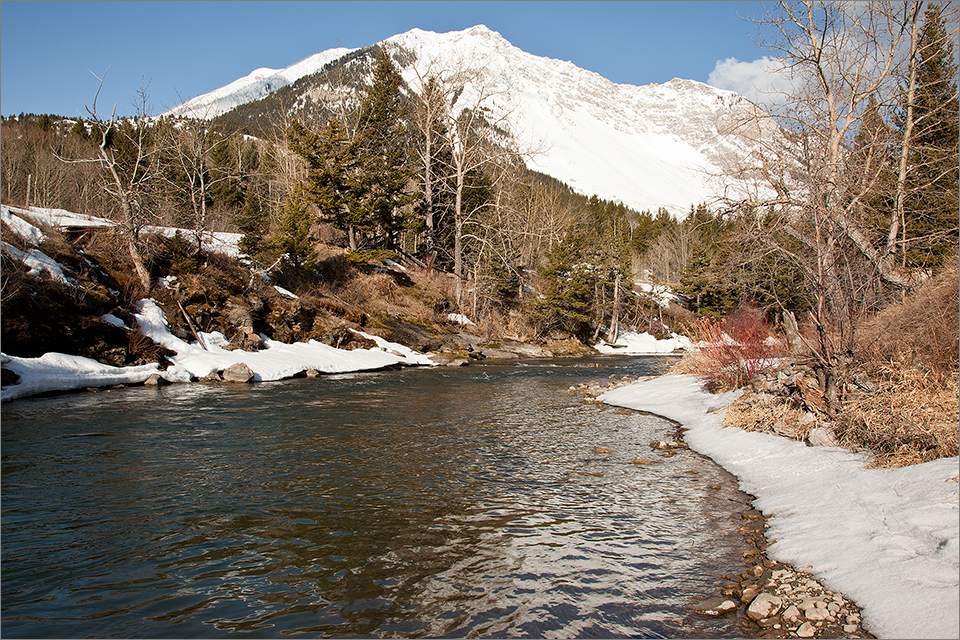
[574,378,874,638]
[594,373,959,640]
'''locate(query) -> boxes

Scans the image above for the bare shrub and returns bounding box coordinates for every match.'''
[679,305,787,392]
[0,252,30,306]
[127,327,163,361]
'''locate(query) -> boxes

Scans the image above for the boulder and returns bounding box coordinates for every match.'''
[746,593,783,621]
[143,373,167,386]
[806,426,839,447]
[225,299,255,334]
[222,362,255,383]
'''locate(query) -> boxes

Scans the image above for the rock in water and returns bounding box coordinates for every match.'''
[688,597,737,617]
[222,362,255,383]
[143,373,167,386]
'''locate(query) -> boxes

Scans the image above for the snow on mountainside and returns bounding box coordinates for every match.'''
[163,25,770,215]
[165,47,356,119]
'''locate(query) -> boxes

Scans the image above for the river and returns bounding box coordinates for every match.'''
[2,356,756,638]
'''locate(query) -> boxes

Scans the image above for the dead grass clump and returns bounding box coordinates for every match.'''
[837,365,959,468]
[857,257,959,377]
[721,392,818,441]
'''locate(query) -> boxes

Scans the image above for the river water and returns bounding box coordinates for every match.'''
[2,356,755,638]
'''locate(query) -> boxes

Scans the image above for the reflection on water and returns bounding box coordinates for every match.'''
[2,357,753,638]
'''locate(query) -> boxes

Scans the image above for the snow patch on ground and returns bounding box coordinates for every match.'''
[594,330,691,354]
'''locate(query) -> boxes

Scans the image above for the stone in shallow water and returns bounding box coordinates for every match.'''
[688,597,737,616]
[222,362,254,383]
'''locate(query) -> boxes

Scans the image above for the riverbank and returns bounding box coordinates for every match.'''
[597,375,959,640]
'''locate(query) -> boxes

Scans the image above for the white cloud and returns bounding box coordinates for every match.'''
[708,56,795,108]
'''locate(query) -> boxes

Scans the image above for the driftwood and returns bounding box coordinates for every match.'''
[177,299,209,351]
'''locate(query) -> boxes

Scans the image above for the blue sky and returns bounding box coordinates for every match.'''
[1,1,770,118]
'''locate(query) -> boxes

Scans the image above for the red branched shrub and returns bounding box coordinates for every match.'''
[690,305,787,392]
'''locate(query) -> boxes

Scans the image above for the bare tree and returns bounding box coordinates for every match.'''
[159,110,238,251]
[58,72,161,290]
[720,1,941,410]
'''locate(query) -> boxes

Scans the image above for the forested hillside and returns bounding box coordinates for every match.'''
[1,46,755,349]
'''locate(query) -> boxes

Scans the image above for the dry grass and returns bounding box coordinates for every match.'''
[837,365,959,468]
[843,259,959,467]
[722,393,818,441]
[857,257,959,377]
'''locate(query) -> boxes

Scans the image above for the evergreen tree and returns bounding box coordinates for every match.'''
[849,93,896,239]
[352,46,416,250]
[237,190,269,264]
[900,3,959,268]
[287,117,363,247]
[272,183,317,272]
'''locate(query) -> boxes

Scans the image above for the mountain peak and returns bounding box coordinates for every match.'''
[165,26,764,215]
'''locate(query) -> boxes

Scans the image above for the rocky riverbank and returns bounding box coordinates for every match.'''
[572,375,874,639]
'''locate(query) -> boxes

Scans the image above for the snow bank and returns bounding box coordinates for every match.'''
[1,241,72,285]
[1,205,46,244]
[1,353,159,402]
[599,375,959,640]
[3,205,242,257]
[133,299,434,383]
[5,204,115,230]
[593,330,691,354]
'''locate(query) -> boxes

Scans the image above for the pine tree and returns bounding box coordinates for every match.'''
[272,183,317,272]
[848,93,897,242]
[287,117,363,247]
[353,47,416,250]
[900,3,959,268]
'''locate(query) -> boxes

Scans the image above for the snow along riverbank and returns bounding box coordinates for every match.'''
[0,299,435,402]
[599,375,959,640]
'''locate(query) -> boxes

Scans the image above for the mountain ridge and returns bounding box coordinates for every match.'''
[163,25,767,215]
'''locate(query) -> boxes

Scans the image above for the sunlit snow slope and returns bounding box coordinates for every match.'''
[164,25,769,215]
[165,47,356,119]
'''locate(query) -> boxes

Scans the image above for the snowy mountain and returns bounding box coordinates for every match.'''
[163,25,771,216]
[164,47,356,119]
